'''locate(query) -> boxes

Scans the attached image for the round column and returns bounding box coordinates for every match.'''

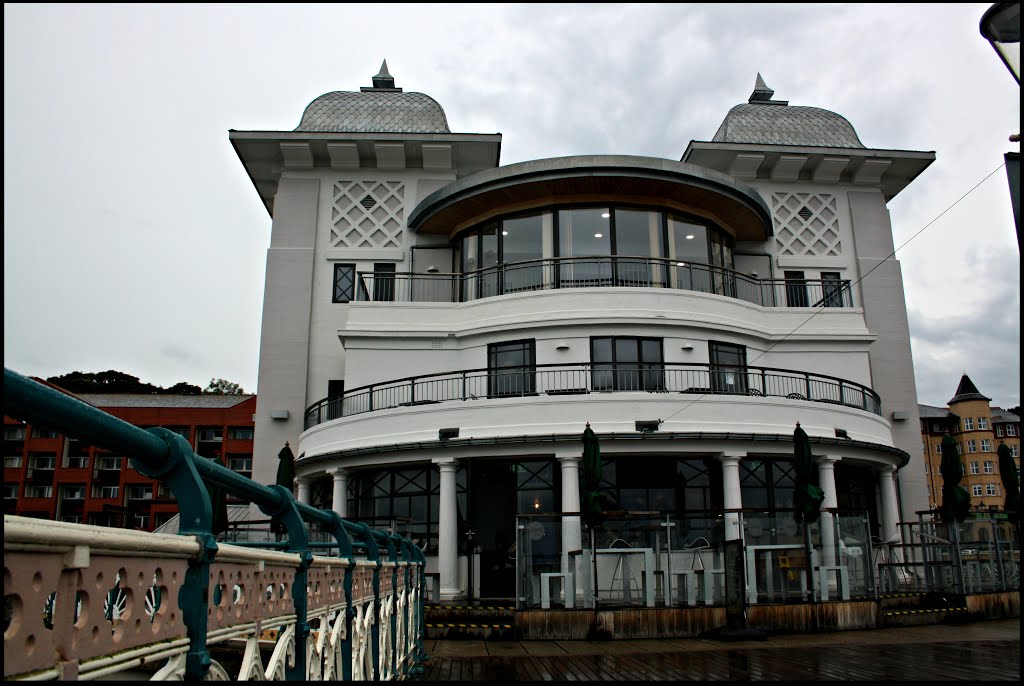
[296,475,312,505]
[879,465,901,546]
[329,467,348,518]
[435,459,460,599]
[817,455,841,567]
[557,455,583,596]
[719,453,744,541]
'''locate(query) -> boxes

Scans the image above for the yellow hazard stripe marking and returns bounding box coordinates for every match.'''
[425,623,513,629]
[882,607,967,616]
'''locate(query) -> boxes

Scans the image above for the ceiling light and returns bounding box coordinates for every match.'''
[601,212,610,218]
[675,262,686,267]
[686,234,695,240]
[502,231,508,236]
[594,233,603,238]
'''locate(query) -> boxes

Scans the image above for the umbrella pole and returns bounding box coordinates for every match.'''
[590,525,599,610]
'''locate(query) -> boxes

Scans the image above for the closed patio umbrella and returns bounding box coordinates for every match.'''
[272,442,296,538]
[998,442,1020,514]
[201,453,229,537]
[939,434,970,524]
[792,422,824,524]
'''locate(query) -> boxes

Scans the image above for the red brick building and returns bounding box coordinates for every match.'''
[3,380,256,531]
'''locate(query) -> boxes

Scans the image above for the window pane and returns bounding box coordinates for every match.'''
[333,263,355,303]
[502,214,544,293]
[785,271,808,307]
[373,263,396,302]
[481,223,500,297]
[669,217,711,292]
[614,209,660,287]
[559,208,612,286]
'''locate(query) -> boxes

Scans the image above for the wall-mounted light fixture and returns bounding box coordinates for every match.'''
[834,428,849,439]
[555,341,570,350]
[890,410,909,421]
[681,341,694,351]
[426,265,439,273]
[636,419,661,433]
[438,427,459,441]
[270,410,290,420]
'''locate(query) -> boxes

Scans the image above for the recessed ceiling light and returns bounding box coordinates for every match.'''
[686,234,695,240]
[601,213,610,218]
[676,262,686,267]
[594,233,603,238]
[502,231,508,236]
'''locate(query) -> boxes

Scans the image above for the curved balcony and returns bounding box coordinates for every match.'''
[356,256,853,308]
[304,362,881,430]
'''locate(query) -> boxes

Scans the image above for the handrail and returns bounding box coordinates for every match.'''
[355,255,854,308]
[304,361,883,429]
[2,367,429,681]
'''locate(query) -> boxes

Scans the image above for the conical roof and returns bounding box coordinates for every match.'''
[947,373,992,404]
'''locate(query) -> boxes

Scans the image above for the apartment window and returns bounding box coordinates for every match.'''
[488,339,536,397]
[62,486,85,500]
[1007,425,1018,437]
[333,263,356,303]
[126,485,153,500]
[4,426,26,440]
[29,454,56,470]
[228,456,253,472]
[819,271,845,307]
[25,485,53,498]
[67,456,89,469]
[197,427,223,442]
[2,484,17,499]
[591,336,664,391]
[967,440,977,453]
[372,262,396,302]
[94,485,119,499]
[970,461,979,474]
[784,271,808,307]
[1011,445,1020,458]
[709,341,748,394]
[963,418,974,431]
[984,461,994,474]
[996,426,1004,437]
[165,427,191,440]
[931,422,943,433]
[97,456,122,470]
[972,484,983,496]
[978,417,988,430]
[981,439,992,452]
[4,456,21,468]
[133,514,150,530]
[986,484,998,497]
[61,514,82,524]
[935,443,943,455]
[30,426,59,439]
[227,427,254,440]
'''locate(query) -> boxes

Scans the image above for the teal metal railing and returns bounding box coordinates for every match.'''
[2,367,427,681]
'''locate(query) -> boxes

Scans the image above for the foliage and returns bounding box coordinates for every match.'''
[204,378,245,395]
[939,434,970,524]
[998,442,1020,513]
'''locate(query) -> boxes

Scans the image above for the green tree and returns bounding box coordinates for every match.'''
[204,378,245,395]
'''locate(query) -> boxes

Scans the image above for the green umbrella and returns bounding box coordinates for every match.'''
[272,442,296,538]
[792,422,824,524]
[997,442,1020,513]
[202,453,229,537]
[939,434,970,524]
[582,423,602,526]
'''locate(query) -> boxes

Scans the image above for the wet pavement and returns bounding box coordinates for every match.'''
[420,618,1021,681]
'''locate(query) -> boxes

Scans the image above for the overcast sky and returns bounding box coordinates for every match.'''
[4,4,1020,409]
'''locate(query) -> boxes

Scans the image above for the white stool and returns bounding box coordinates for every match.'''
[540,572,573,609]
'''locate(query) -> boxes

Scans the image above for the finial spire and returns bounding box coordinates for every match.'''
[363,59,402,92]
[747,73,788,106]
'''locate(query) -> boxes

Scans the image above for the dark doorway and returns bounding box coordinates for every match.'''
[835,463,880,540]
[471,460,518,598]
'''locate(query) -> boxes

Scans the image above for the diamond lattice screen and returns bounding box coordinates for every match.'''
[331,181,405,249]
[771,192,841,257]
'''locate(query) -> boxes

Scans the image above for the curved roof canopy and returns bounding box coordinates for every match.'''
[409,155,773,241]
[294,60,451,134]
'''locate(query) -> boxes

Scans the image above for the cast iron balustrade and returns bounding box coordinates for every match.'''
[356,256,854,307]
[2,368,427,682]
[304,362,882,429]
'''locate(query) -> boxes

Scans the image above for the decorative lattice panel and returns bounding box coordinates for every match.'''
[331,181,405,249]
[771,192,841,257]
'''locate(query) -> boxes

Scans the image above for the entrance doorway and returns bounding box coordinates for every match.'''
[471,460,518,599]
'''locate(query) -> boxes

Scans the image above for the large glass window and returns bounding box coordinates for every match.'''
[488,340,536,397]
[591,336,664,391]
[710,341,748,394]
[558,208,612,286]
[740,459,796,513]
[613,209,663,287]
[501,214,544,292]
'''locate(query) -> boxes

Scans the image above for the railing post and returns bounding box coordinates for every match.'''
[368,385,374,412]
[136,428,218,681]
[805,373,812,400]
[461,371,467,401]
[410,378,416,405]
[260,484,311,681]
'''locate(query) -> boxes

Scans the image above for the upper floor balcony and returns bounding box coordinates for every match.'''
[304,361,881,430]
[356,256,853,307]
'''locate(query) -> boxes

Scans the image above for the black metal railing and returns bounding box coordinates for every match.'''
[304,362,882,429]
[356,256,854,308]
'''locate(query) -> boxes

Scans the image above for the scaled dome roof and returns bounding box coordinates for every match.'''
[294,61,450,134]
[711,74,864,148]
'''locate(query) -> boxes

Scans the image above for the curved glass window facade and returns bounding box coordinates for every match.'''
[455,205,734,297]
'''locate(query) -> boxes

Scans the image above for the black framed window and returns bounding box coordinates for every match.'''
[739,458,796,513]
[784,271,808,307]
[591,336,664,391]
[709,341,747,394]
[488,339,536,397]
[372,263,396,302]
[333,263,356,303]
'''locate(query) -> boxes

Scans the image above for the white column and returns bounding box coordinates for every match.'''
[435,458,460,599]
[719,453,744,541]
[879,465,901,546]
[557,455,583,588]
[296,476,311,505]
[329,467,348,518]
[817,455,841,567]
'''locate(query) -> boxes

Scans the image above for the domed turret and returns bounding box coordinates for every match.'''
[294,60,450,134]
[711,73,864,148]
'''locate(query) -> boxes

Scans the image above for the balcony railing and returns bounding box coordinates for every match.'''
[304,362,882,429]
[357,256,854,307]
